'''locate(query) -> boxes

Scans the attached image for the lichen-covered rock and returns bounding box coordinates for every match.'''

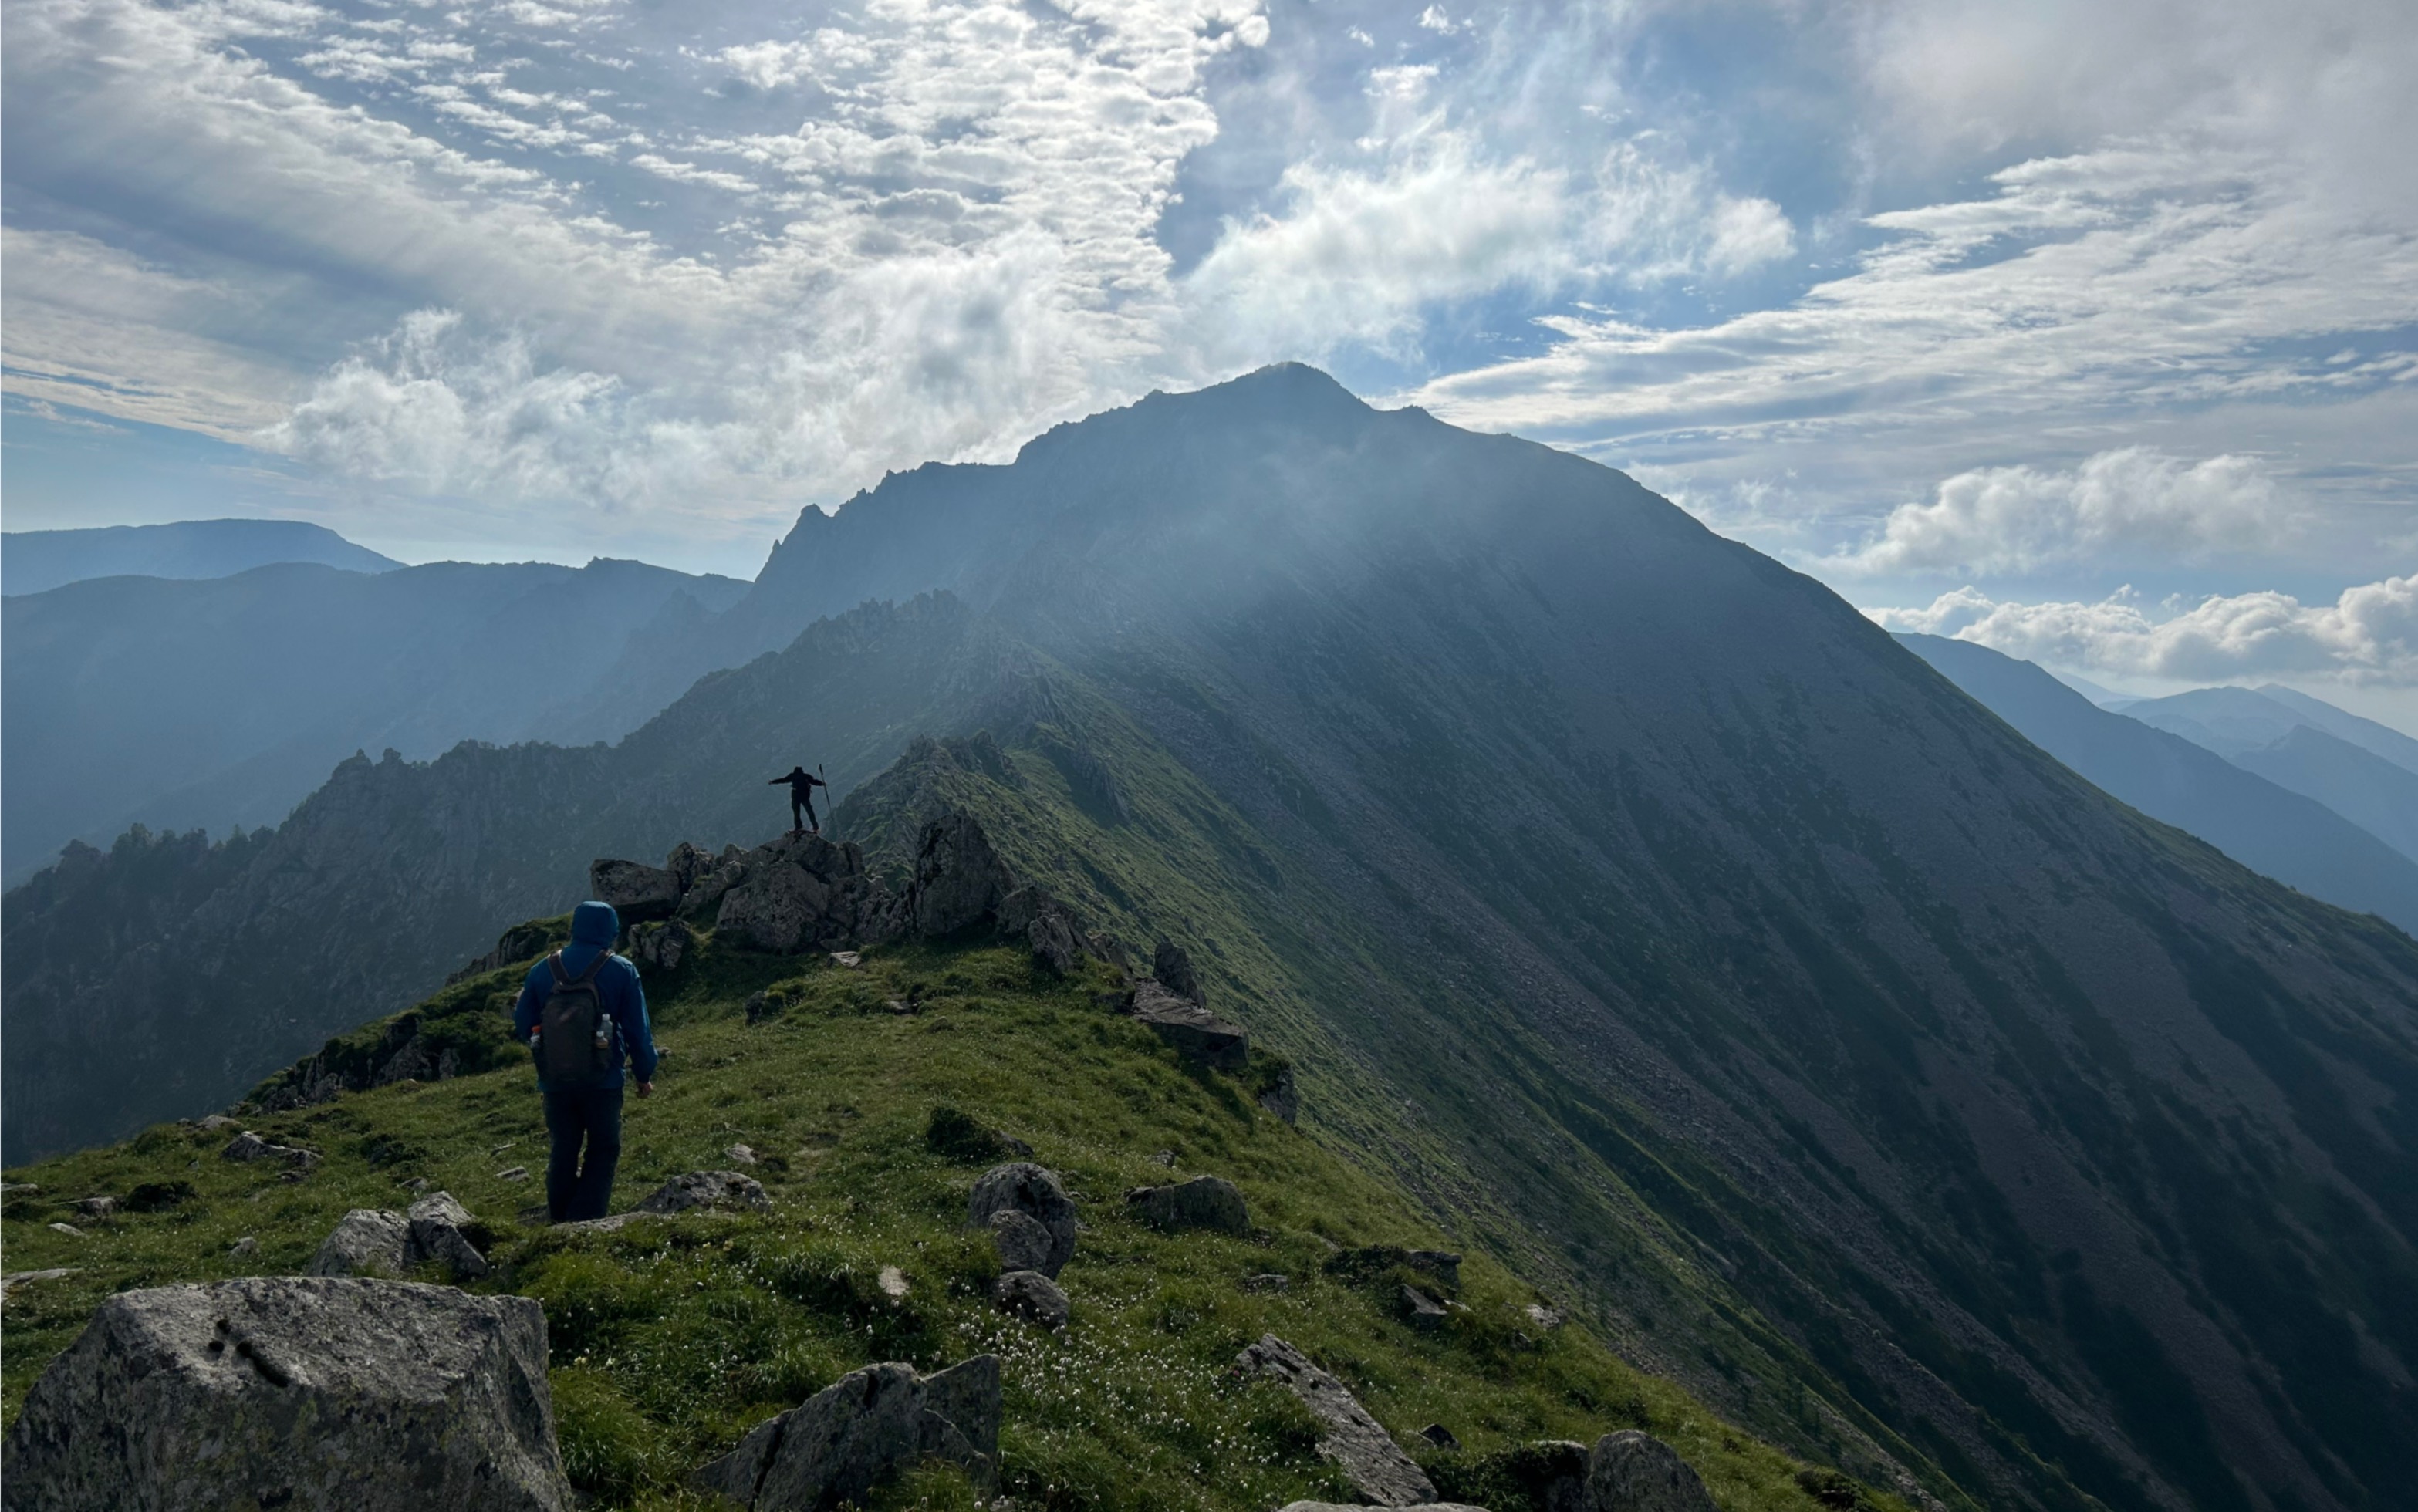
[1125,1176,1250,1235]
[309,1209,412,1277]
[995,1270,1070,1330]
[0,1277,572,1510]
[1586,1430,1718,1512]
[968,1163,1076,1279]
[637,1170,771,1216]
[691,1355,1001,1509]
[589,858,680,923]
[1130,982,1248,1072]
[988,1209,1056,1274]
[1238,1334,1437,1507]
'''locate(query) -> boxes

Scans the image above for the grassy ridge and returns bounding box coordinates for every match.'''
[2,928,1893,1512]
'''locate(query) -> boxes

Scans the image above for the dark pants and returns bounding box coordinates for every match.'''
[791,793,817,832]
[543,1085,624,1223]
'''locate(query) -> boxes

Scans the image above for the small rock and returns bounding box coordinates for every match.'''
[0,1182,38,1196]
[988,1210,1057,1275]
[496,1166,529,1182]
[726,1144,758,1165]
[517,1205,552,1227]
[637,1169,771,1215]
[1420,1423,1461,1450]
[0,1268,77,1301]
[1241,1273,1291,1294]
[228,1237,259,1259]
[1238,1335,1437,1506]
[402,1176,431,1193]
[1258,1064,1301,1124]
[968,1164,1077,1279]
[71,1196,117,1221]
[1401,1284,1450,1333]
[744,990,777,1024]
[691,1355,1001,1509]
[1125,1176,1249,1235]
[1525,1301,1566,1330]
[1588,1430,1719,1512]
[1130,980,1248,1072]
[995,1270,1069,1330]
[878,1265,910,1300]
[198,1114,238,1132]
[222,1130,318,1166]
[1278,1504,1490,1512]
[47,1223,86,1239]
[829,950,863,968]
[1149,1149,1177,1167]
[882,997,917,1014]
[407,1192,491,1281]
[310,1209,412,1277]
[0,1277,574,1510]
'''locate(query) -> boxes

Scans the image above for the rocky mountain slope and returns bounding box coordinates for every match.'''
[2,555,747,883]
[10,366,2418,1512]
[1897,633,2418,928]
[0,517,399,596]
[1,893,1893,1512]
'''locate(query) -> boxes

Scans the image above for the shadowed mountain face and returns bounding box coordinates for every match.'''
[0,518,399,596]
[1,556,748,884]
[1898,633,2418,929]
[10,366,2418,1512]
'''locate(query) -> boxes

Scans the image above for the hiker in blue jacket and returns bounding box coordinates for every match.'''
[512,900,658,1223]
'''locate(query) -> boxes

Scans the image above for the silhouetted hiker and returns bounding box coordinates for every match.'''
[771,764,827,834]
[513,900,657,1223]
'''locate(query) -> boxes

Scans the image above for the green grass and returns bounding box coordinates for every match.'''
[2,929,1897,1512]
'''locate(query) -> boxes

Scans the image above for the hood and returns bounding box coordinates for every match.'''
[571,901,621,948]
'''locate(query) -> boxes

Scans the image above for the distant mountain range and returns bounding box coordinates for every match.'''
[1,556,748,883]
[11,366,2418,1512]
[1,518,400,596]
[1897,635,2418,931]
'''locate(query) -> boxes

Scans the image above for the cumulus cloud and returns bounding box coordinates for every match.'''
[1826,447,2285,575]
[1869,578,2418,683]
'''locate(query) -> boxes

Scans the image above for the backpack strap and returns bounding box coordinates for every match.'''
[546,950,570,987]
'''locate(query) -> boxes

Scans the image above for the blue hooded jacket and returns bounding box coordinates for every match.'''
[512,901,659,1092]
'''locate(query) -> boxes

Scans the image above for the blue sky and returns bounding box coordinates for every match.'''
[4,0,2414,721]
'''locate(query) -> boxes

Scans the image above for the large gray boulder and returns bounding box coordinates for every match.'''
[1130,981,1248,1072]
[714,832,902,954]
[309,1209,412,1277]
[1237,1334,1436,1507]
[968,1163,1076,1278]
[0,1277,572,1510]
[589,858,680,923]
[1586,1430,1718,1512]
[1125,1176,1250,1235]
[909,810,1011,936]
[691,1355,1000,1510]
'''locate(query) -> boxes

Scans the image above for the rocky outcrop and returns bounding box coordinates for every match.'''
[1326,1246,1462,1290]
[968,1163,1076,1279]
[308,1193,491,1281]
[637,1170,772,1216]
[589,858,680,922]
[1151,940,1206,1005]
[691,1355,1001,1510]
[714,832,903,956]
[910,810,1011,936]
[1238,1334,1436,1507]
[0,1277,572,1510]
[1258,1063,1300,1123]
[1125,1176,1250,1235]
[995,1270,1069,1329]
[623,919,694,972]
[1586,1431,1718,1512]
[1130,981,1248,1072]
[998,886,1082,974]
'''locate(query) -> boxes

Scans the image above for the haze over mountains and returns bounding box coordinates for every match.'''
[8,366,2418,1512]
[0,518,399,596]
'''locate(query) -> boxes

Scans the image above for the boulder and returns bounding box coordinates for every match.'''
[998,886,1083,974]
[967,1163,1077,1279]
[1400,1284,1450,1332]
[71,1196,116,1220]
[691,1355,1000,1510]
[1238,1335,1437,1507]
[589,859,680,923]
[0,1277,572,1510]
[625,919,693,973]
[909,811,1011,937]
[715,832,900,955]
[223,1130,318,1166]
[309,1209,412,1277]
[1151,939,1207,1005]
[1125,1176,1250,1235]
[988,1209,1057,1274]
[1130,981,1248,1072]
[995,1270,1070,1330]
[1258,1063,1302,1123]
[408,1192,492,1281]
[637,1170,772,1216]
[1586,1430,1718,1512]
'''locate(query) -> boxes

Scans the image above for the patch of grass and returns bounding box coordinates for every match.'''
[2,929,1896,1512]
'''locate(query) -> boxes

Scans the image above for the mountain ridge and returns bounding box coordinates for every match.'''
[0,517,400,596]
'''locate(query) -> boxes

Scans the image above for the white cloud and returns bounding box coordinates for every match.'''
[1827,447,2284,575]
[1869,577,2418,683]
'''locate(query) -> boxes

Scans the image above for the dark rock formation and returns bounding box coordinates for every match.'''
[408,1192,493,1281]
[1325,1246,1461,1290]
[995,1269,1069,1330]
[589,858,680,922]
[1238,1334,1436,1506]
[0,1277,572,1510]
[1124,1176,1250,1235]
[623,919,693,973]
[1151,939,1206,1006]
[968,1163,1076,1279]
[691,1355,1001,1509]
[998,886,1082,974]
[1257,1063,1300,1123]
[1130,981,1248,1072]
[1400,1285,1450,1333]
[910,810,1011,937]
[714,832,901,955]
[637,1170,771,1216]
[447,922,560,986]
[1586,1431,1717,1512]
[988,1209,1057,1274]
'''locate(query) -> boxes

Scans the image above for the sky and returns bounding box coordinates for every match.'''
[3,0,2414,723]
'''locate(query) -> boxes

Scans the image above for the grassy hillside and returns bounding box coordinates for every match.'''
[0,925,1893,1512]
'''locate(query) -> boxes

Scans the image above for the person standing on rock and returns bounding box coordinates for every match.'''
[513,900,658,1223]
[770,764,827,835]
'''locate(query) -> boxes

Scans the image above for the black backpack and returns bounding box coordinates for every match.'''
[535,950,616,1085]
